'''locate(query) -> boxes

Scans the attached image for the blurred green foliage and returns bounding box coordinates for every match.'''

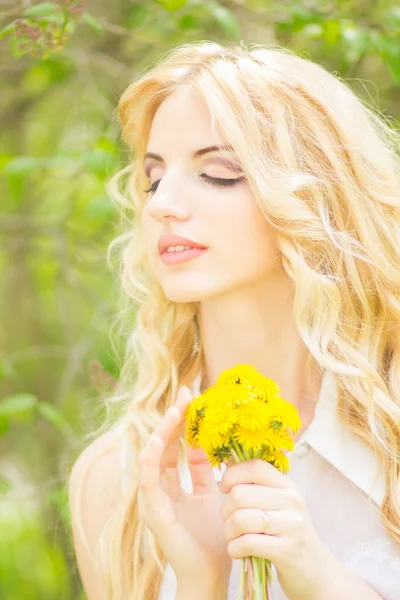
[0,0,399,598]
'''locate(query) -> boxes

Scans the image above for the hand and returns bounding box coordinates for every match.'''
[137,385,232,587]
[219,458,332,600]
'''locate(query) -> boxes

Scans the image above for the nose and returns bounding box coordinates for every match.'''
[144,173,191,223]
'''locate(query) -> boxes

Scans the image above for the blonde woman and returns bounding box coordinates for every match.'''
[68,41,400,600]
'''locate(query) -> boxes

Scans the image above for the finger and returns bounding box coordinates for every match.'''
[176,386,220,496]
[138,435,167,515]
[161,385,195,469]
[159,407,183,471]
[151,387,190,470]
[138,435,180,536]
[224,508,296,542]
[174,384,193,414]
[219,458,296,494]
[220,484,288,521]
[227,532,286,561]
[185,442,219,495]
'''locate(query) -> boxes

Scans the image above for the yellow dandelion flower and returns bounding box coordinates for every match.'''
[185,394,207,426]
[215,384,253,408]
[235,399,273,431]
[261,448,291,474]
[184,363,302,479]
[216,364,259,386]
[234,427,274,452]
[263,430,295,452]
[207,444,232,468]
[268,398,302,434]
[216,364,282,402]
[198,427,230,454]
[197,403,237,449]
[185,421,201,448]
[182,363,302,600]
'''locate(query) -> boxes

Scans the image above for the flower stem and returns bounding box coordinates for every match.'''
[261,558,266,600]
[230,446,241,464]
[236,558,245,600]
[253,556,261,600]
[232,439,246,461]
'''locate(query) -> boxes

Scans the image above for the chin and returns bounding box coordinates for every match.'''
[160,275,214,303]
[162,287,204,303]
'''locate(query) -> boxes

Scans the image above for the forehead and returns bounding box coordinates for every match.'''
[147,86,220,148]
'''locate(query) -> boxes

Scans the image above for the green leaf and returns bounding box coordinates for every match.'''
[205,3,241,38]
[10,36,30,59]
[96,137,118,153]
[22,63,53,95]
[301,23,323,39]
[4,156,44,203]
[0,476,12,494]
[37,402,72,436]
[23,2,59,17]
[65,19,76,34]
[85,194,117,220]
[368,30,400,83]
[155,0,188,10]
[0,153,14,171]
[0,394,39,421]
[82,11,104,34]
[383,7,400,34]
[3,155,42,177]
[178,14,199,30]
[0,416,10,435]
[277,3,321,34]
[84,148,118,178]
[378,36,400,84]
[0,361,5,384]
[126,5,150,28]
[0,22,15,40]
[323,19,340,45]
[4,156,44,204]
[47,484,71,524]
[340,22,369,64]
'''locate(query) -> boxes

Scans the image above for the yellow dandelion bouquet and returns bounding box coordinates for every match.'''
[185,364,302,600]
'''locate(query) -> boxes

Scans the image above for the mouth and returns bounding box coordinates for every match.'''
[161,245,206,255]
[160,246,209,264]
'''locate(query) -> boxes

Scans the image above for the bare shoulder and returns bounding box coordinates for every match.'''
[68,428,125,600]
[69,427,123,507]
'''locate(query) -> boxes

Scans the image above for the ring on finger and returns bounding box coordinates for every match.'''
[259,509,269,534]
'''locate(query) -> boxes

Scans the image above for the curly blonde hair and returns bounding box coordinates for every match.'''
[71,41,400,599]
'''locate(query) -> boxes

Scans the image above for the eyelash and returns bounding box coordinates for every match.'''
[143,173,245,194]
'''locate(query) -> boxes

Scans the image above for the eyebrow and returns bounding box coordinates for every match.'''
[143,145,234,162]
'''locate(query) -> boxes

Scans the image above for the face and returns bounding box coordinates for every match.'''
[141,85,280,304]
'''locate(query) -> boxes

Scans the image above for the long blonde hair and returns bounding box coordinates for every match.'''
[70,41,400,599]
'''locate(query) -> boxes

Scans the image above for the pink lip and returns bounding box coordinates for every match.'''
[161,247,208,265]
[158,234,207,255]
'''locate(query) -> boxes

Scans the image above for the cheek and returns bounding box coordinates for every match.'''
[140,214,160,272]
[141,214,152,252]
[213,194,278,272]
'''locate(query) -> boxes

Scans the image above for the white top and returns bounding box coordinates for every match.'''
[114,370,400,599]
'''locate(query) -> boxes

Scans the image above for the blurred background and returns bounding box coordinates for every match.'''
[0,1,399,598]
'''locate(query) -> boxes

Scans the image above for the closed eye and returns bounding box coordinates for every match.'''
[143,173,245,194]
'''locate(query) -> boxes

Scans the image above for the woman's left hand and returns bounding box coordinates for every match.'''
[219,458,336,600]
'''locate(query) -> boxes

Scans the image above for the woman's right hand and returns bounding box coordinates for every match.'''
[137,385,232,586]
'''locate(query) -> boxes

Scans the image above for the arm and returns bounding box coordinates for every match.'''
[68,431,123,600]
[176,574,229,600]
[304,543,383,600]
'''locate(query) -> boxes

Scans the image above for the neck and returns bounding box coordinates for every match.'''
[196,278,323,412]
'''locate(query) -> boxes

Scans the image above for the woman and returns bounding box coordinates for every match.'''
[68,41,400,600]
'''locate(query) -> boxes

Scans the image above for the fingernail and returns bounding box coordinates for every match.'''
[178,385,191,401]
